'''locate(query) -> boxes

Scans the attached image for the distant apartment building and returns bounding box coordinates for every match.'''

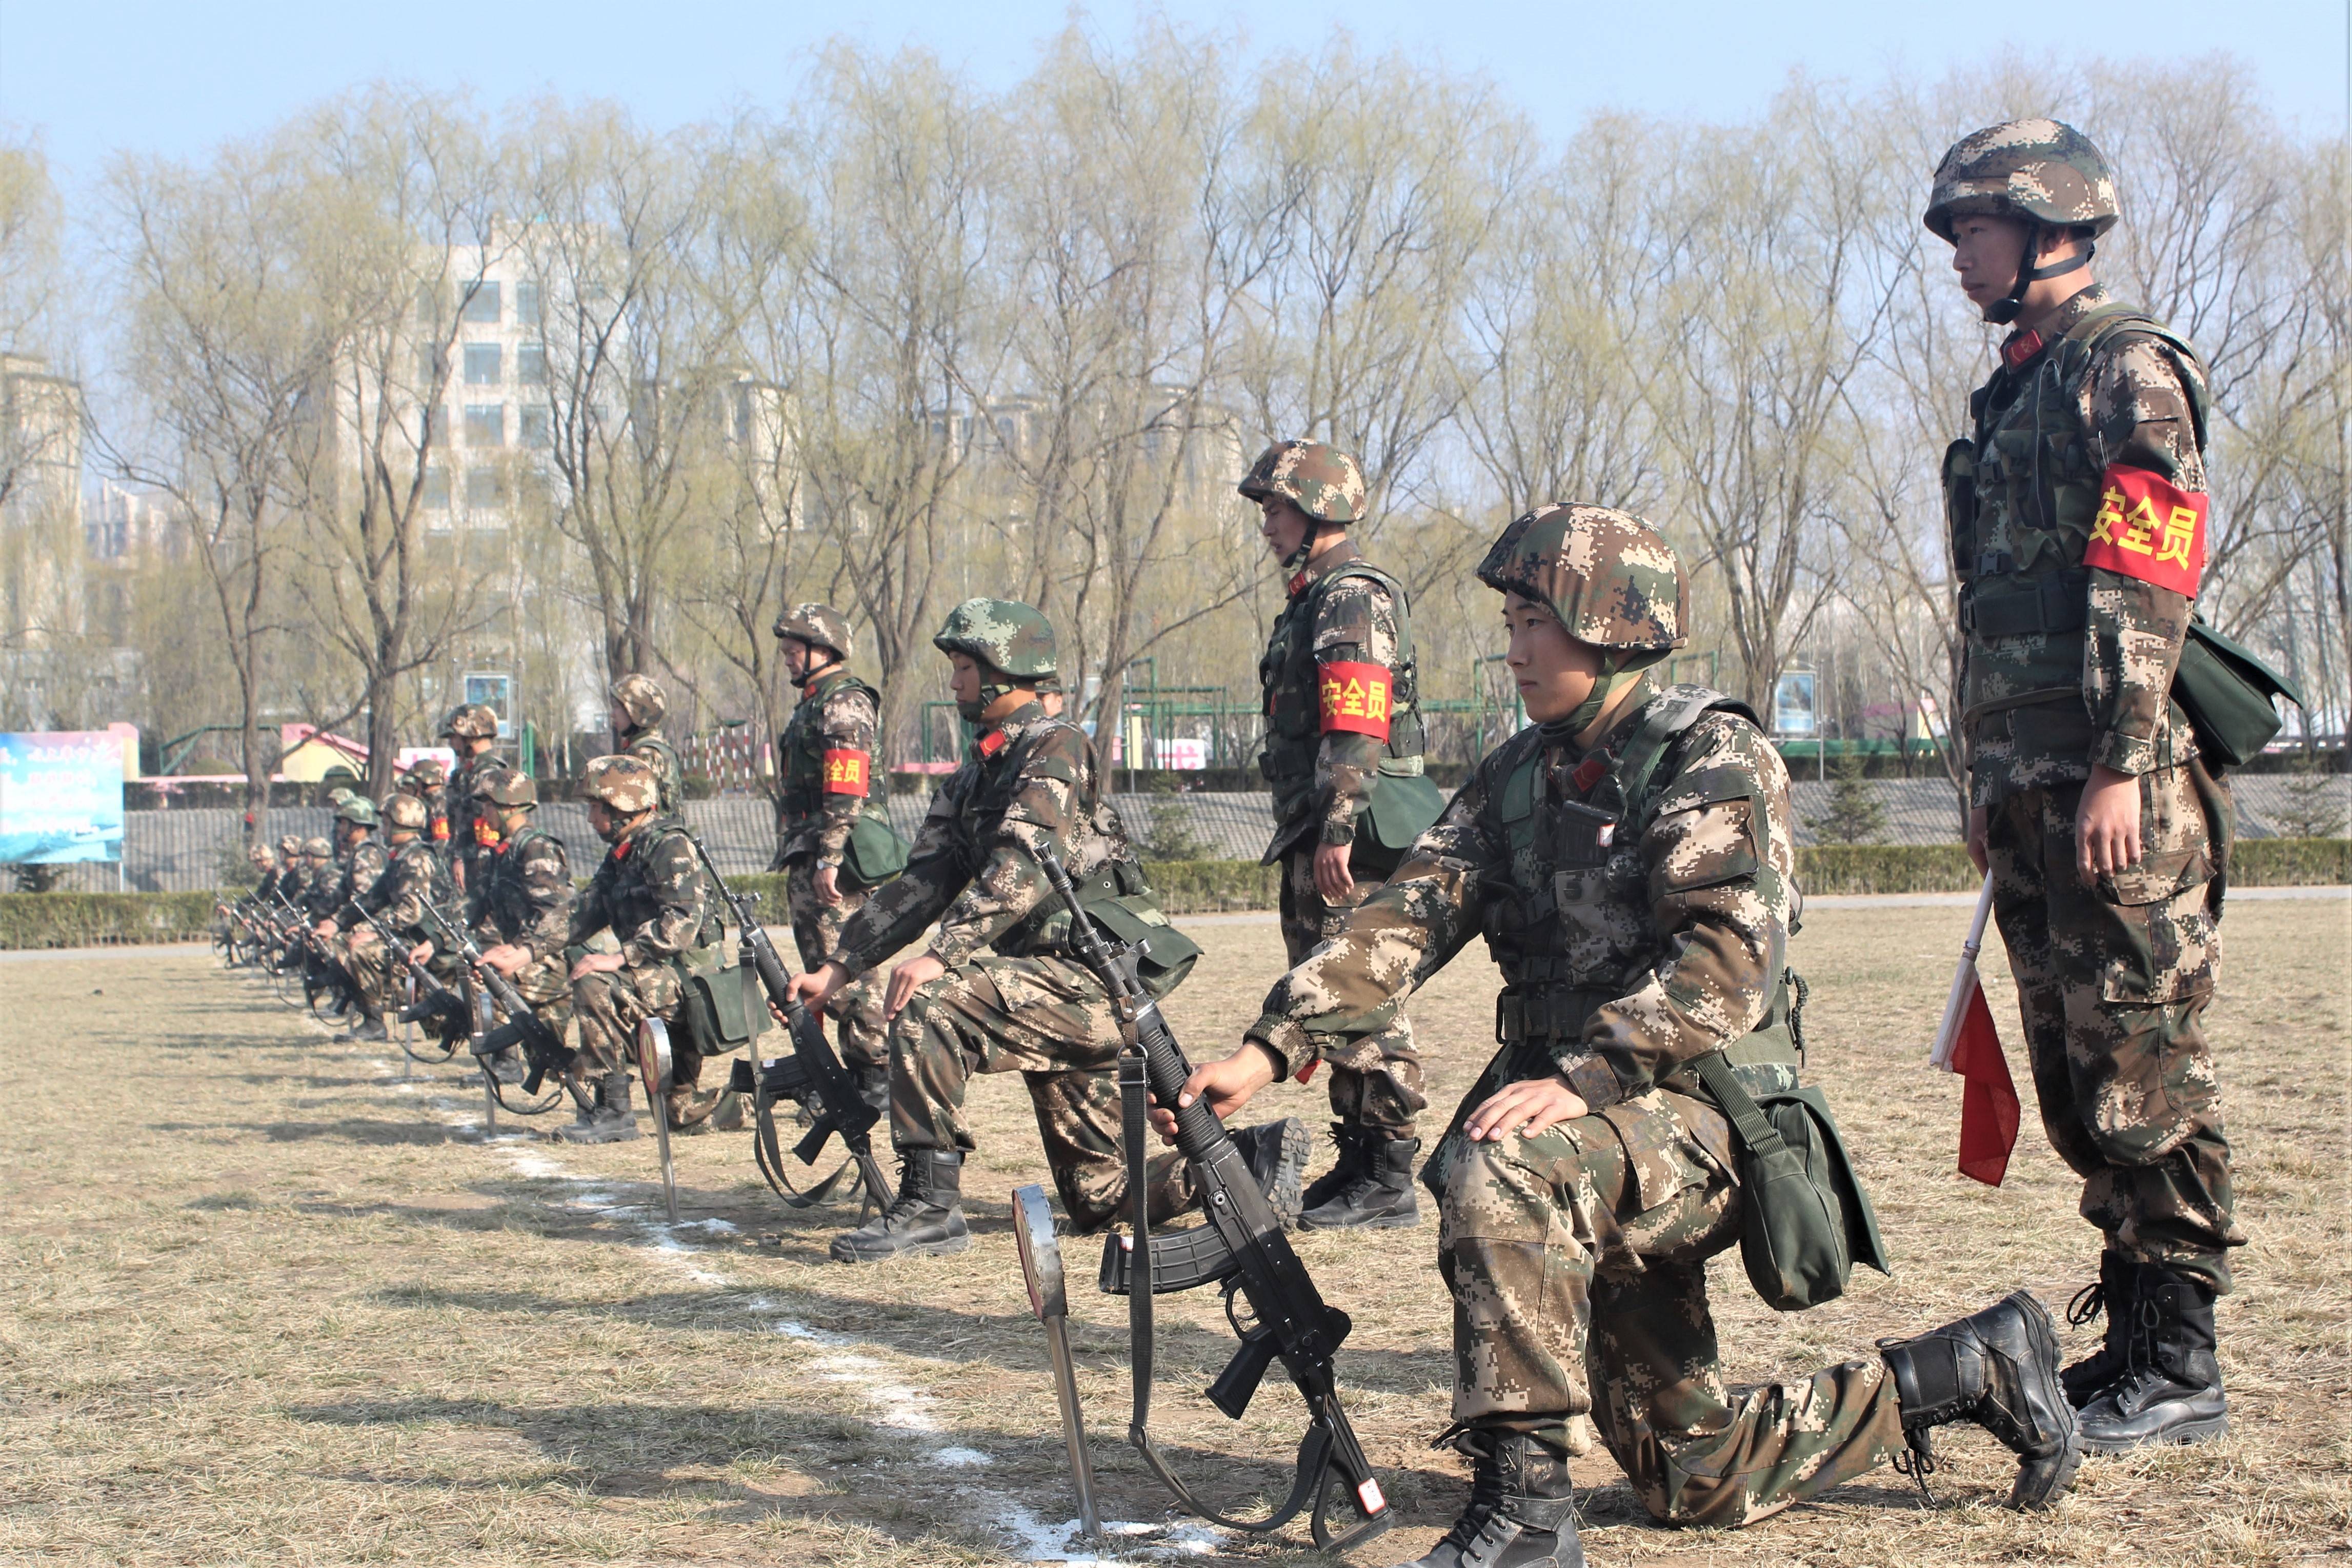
[0,351,87,648]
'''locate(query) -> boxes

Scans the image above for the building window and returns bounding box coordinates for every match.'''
[423,468,451,509]
[464,405,504,447]
[460,282,500,324]
[518,407,552,449]
[465,466,503,508]
[515,282,541,325]
[464,344,501,386]
[516,344,546,385]
[734,385,752,441]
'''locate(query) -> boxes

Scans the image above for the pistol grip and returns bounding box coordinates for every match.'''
[1204,1326,1281,1421]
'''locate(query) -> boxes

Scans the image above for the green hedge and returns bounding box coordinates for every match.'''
[722,863,1279,918]
[1797,845,1980,894]
[2233,837,2352,887]
[0,891,225,950]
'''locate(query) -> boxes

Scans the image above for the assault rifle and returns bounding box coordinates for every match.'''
[1032,847,1390,1551]
[682,831,895,1212]
[419,902,577,1095]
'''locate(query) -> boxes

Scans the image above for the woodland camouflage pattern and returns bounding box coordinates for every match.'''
[932,597,1058,678]
[445,743,511,883]
[1236,439,1369,526]
[579,754,660,816]
[609,673,668,728]
[827,698,1197,1230]
[441,703,499,740]
[611,675,685,812]
[1475,504,1688,651]
[1250,675,1910,1524]
[1924,117,2121,240]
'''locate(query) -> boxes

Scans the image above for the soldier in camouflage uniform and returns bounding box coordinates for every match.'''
[1168,509,2080,1567]
[610,673,687,815]
[269,835,305,904]
[309,799,390,1035]
[397,757,453,855]
[1931,120,2237,1451]
[770,602,895,1109]
[565,754,724,1143]
[439,703,509,892]
[334,794,445,1034]
[463,767,577,1097]
[295,837,335,915]
[790,597,1309,1264]
[1239,439,1436,1231]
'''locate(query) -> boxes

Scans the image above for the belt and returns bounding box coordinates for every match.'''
[1494,984,1614,1043]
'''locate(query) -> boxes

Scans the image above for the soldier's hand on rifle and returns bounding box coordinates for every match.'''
[813,865,842,905]
[312,919,336,940]
[478,942,528,976]
[883,952,946,1018]
[570,950,626,981]
[408,940,434,967]
[2075,763,2143,883]
[1464,1074,1588,1142]
[784,960,850,1014]
[1313,842,1355,903]
[1148,1041,1283,1142]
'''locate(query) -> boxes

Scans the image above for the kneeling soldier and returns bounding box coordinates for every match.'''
[333,794,445,1031]
[565,755,724,1143]
[1170,508,2080,1567]
[789,597,1310,1263]
[465,767,577,1088]
[310,798,389,1037]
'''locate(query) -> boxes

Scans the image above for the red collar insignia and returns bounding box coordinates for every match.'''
[1571,756,1607,794]
[977,729,1009,759]
[2002,329,2046,369]
[1286,571,1310,597]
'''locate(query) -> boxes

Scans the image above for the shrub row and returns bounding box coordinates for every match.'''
[0,891,227,950]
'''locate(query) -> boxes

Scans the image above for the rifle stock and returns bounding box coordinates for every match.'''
[420,903,574,1091]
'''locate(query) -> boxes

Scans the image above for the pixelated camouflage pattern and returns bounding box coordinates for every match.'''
[774,601,855,661]
[567,813,714,974]
[1443,1114,1903,1523]
[277,833,303,858]
[322,836,388,923]
[609,672,668,728]
[471,766,537,808]
[340,836,440,939]
[1236,439,1369,526]
[1985,761,2241,1289]
[1925,118,2120,242]
[1476,505,1688,652]
[787,865,889,1076]
[1279,842,1424,1136]
[445,743,511,883]
[829,700,1145,975]
[383,794,428,831]
[302,836,334,859]
[620,731,686,816]
[580,753,662,815]
[441,703,499,740]
[932,597,1059,678]
[776,670,884,866]
[1259,540,1420,849]
[1955,286,2210,803]
[401,758,449,789]
[468,823,576,1010]
[334,796,380,828]
[571,965,683,1087]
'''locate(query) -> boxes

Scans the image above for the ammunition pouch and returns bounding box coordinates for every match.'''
[2172,614,2303,769]
[681,958,762,1054]
[1963,567,2089,639]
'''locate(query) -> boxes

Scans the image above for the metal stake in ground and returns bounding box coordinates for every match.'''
[636,1017,681,1224]
[475,987,497,1135]
[1013,1182,1099,1543]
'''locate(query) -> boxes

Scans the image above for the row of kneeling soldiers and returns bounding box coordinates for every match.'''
[227,116,2240,1568]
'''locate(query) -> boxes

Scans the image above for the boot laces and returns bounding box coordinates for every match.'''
[2065,1279,2106,1329]
[1429,1429,1510,1554]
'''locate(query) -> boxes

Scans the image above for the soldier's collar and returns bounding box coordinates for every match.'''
[1288,536,1361,596]
[2004,284,2108,367]
[975,700,1048,758]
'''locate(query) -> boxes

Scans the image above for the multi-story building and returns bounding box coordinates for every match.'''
[0,351,86,649]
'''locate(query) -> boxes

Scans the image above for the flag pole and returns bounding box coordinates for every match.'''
[1929,871,1997,1072]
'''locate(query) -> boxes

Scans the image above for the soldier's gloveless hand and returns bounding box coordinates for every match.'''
[783,960,849,1013]
[569,950,625,982]
[883,952,946,1018]
[1967,806,1991,876]
[1463,1074,1589,1142]
[1312,841,1355,903]
[2075,764,2144,882]
[1150,1042,1282,1142]
[813,865,841,905]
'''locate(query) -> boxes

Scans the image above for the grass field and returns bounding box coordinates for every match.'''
[2,897,2346,1567]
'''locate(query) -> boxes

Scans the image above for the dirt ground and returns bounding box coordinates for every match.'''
[2,897,2346,1568]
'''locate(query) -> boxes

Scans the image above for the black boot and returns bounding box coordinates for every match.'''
[558,1073,642,1144]
[830,1149,971,1262]
[2078,1263,2227,1453]
[2061,1250,2138,1409]
[1395,1429,1584,1568]
[1300,1121,1368,1214]
[1879,1290,2080,1510]
[1302,1135,1422,1231]
[1229,1117,1313,1229]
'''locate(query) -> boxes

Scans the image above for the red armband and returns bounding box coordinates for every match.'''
[820,748,871,796]
[1316,660,1394,739]
[2084,465,2206,596]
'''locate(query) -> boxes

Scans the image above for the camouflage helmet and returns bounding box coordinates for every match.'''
[471,766,538,809]
[326,786,356,809]
[303,836,334,858]
[1476,504,1688,653]
[400,757,449,790]
[1924,118,2120,243]
[277,834,303,857]
[609,672,667,729]
[441,702,499,740]
[383,794,428,831]
[579,754,660,815]
[1236,440,1369,526]
[334,796,380,829]
[932,598,1057,679]
[772,601,854,662]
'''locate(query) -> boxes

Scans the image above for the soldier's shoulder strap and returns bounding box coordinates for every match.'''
[2063,300,2210,450]
[1614,685,1762,818]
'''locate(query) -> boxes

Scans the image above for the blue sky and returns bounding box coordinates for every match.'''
[2,0,2344,192]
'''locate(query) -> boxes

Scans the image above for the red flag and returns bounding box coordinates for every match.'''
[1949,969,2021,1187]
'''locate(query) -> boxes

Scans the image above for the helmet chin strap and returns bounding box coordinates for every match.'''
[1984,222,2095,326]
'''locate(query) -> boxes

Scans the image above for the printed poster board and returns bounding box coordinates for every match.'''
[0,731,127,864]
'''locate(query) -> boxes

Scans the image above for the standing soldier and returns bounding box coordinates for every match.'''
[333,794,444,1028]
[610,674,687,815]
[310,798,390,1037]
[439,704,509,891]
[770,602,894,1110]
[1169,508,2081,1565]
[1239,439,1438,1231]
[564,755,725,1143]
[1929,120,2236,1452]
[788,598,1308,1264]
[463,767,578,1101]
[398,757,453,854]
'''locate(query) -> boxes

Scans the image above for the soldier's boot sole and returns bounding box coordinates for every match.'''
[1230,1118,1312,1230]
[828,1209,971,1263]
[556,1115,641,1145]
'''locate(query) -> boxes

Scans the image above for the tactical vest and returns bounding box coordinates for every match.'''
[447,751,510,863]
[473,825,560,940]
[626,732,686,815]
[1257,559,1426,827]
[779,672,884,831]
[606,819,722,955]
[1946,302,2208,744]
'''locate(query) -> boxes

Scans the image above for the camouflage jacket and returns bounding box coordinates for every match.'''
[298,862,337,916]
[831,700,1143,974]
[776,669,883,866]
[401,785,451,851]
[339,836,441,935]
[323,838,389,923]
[467,823,574,961]
[1951,285,2209,806]
[1258,539,1424,855]
[621,729,686,817]
[446,748,511,877]
[1249,683,1800,1119]
[567,816,715,974]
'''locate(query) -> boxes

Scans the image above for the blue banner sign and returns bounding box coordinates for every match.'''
[0,731,127,863]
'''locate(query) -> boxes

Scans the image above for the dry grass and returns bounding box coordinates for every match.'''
[1,898,2346,1567]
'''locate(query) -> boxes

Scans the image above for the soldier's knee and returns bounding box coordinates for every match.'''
[1445,1129,1583,1238]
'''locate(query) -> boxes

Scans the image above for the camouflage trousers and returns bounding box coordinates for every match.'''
[1280,841,1425,1136]
[462,955,573,1032]
[572,962,711,1123]
[785,857,889,1084]
[1985,760,2240,1291]
[890,953,1200,1233]
[1442,1088,1902,1527]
